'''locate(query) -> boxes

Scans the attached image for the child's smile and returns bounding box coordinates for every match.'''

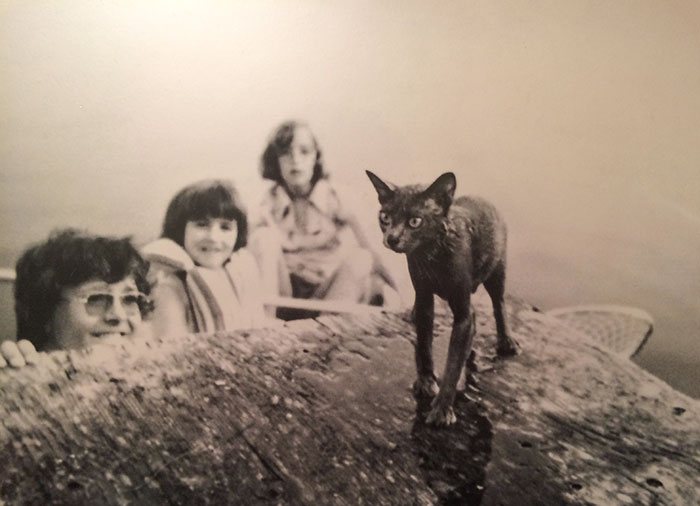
[49,278,144,349]
[184,218,238,268]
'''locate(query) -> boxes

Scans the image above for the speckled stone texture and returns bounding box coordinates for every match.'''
[1,292,698,505]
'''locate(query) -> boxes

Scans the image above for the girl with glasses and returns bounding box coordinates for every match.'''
[1,229,153,366]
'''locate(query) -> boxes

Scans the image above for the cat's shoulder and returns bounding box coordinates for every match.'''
[453,195,498,214]
[449,195,502,231]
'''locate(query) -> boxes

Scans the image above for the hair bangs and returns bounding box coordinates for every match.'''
[161,180,248,250]
[185,188,243,222]
[260,120,326,185]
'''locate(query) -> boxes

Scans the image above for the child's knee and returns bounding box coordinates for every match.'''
[249,226,282,252]
[341,247,372,278]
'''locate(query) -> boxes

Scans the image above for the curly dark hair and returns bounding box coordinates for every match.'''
[14,229,153,350]
[260,120,326,186]
[161,179,248,251]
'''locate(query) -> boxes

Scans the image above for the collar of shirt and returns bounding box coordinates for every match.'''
[270,180,334,220]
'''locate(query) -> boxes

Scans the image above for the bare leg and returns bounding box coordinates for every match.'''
[248,227,292,317]
[318,247,372,302]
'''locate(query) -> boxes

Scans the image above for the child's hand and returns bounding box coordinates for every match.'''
[0,340,41,368]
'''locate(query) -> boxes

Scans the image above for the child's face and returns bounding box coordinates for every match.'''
[184,217,238,268]
[279,126,317,192]
[48,277,145,350]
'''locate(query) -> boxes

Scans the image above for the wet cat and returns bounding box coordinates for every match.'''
[366,170,520,426]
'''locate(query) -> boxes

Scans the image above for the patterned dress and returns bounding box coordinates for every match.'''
[257,180,356,297]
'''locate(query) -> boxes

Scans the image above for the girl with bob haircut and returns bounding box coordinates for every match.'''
[1,229,153,367]
[161,180,248,252]
[250,120,397,317]
[142,179,266,337]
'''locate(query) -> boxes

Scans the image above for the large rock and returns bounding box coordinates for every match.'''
[1,294,698,505]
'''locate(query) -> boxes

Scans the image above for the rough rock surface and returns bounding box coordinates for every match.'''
[1,293,698,505]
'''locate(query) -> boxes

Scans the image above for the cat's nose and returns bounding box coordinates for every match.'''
[387,235,400,248]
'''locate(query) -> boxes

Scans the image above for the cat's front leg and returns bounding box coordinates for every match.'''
[412,289,438,398]
[426,295,473,426]
[425,401,457,426]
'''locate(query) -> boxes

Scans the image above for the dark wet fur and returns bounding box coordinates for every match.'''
[367,171,520,426]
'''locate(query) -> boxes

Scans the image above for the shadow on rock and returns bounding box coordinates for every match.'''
[411,392,493,506]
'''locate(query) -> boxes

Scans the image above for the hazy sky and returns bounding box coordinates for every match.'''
[1,0,699,394]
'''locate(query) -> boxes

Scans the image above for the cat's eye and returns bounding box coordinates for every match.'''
[408,216,423,229]
[379,211,391,225]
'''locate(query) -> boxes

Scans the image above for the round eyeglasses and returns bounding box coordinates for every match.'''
[69,292,149,317]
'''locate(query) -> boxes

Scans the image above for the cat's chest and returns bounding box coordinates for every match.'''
[407,249,471,297]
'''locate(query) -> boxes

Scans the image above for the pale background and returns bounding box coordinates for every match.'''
[1,0,698,397]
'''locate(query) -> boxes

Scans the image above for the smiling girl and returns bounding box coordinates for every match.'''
[13,229,152,350]
[142,179,266,337]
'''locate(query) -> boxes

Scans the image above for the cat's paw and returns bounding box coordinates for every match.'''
[413,375,439,398]
[497,335,521,357]
[425,400,457,427]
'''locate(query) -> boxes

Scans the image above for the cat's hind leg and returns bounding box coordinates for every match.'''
[483,262,520,356]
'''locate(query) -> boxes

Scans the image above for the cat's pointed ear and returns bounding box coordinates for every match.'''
[366,170,396,204]
[423,172,456,212]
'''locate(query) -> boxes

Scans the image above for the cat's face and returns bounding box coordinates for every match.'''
[366,171,456,254]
